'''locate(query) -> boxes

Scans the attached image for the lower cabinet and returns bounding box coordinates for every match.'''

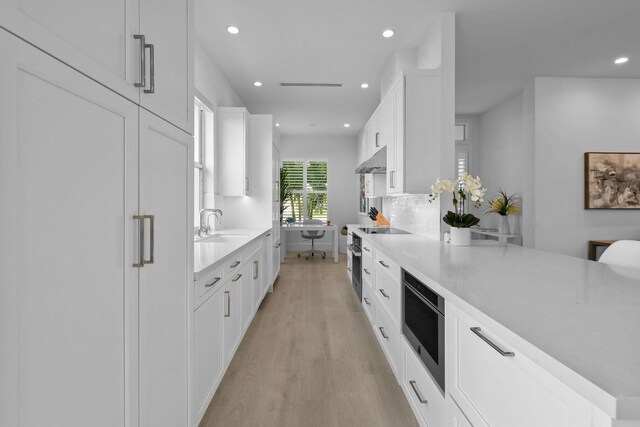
[401,337,445,427]
[374,293,400,376]
[240,262,254,333]
[252,254,264,312]
[194,288,224,420]
[223,274,242,365]
[446,303,591,427]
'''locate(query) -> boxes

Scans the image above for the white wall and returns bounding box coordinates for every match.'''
[280,136,359,251]
[477,77,640,258]
[477,92,525,235]
[533,77,640,257]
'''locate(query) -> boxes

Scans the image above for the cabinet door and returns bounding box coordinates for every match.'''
[223,277,242,365]
[217,107,249,196]
[389,79,405,194]
[139,0,193,133]
[0,32,138,427]
[386,81,398,194]
[195,288,224,422]
[0,0,140,103]
[138,109,190,427]
[240,262,254,332]
[252,254,263,310]
[378,98,389,151]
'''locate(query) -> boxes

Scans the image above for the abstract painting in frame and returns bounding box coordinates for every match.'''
[584,152,640,209]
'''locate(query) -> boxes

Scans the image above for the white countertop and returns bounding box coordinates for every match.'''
[193,227,271,280]
[349,226,640,419]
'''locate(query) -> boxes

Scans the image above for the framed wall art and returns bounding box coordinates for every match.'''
[584,152,640,209]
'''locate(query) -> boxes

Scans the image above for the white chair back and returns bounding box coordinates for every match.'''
[301,219,325,238]
[598,240,640,271]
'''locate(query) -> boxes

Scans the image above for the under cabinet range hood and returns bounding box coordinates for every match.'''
[355,146,386,174]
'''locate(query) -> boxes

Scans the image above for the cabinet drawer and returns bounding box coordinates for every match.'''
[224,254,244,277]
[448,304,591,427]
[362,280,376,324]
[375,269,400,325]
[401,337,444,427]
[195,266,224,307]
[374,249,400,283]
[374,293,400,375]
[362,252,374,283]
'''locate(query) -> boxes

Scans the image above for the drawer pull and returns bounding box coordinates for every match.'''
[205,277,221,288]
[379,260,389,268]
[409,380,428,404]
[230,260,241,268]
[364,297,370,306]
[232,274,243,282]
[364,246,370,252]
[379,289,389,298]
[470,327,515,357]
[224,291,230,317]
[363,268,370,275]
[378,326,389,339]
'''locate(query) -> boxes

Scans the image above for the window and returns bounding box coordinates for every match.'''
[281,160,328,222]
[194,97,214,227]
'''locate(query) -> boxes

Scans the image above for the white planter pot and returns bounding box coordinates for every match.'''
[450,227,471,246]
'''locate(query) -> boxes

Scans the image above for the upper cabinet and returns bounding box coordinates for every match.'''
[217,107,250,196]
[0,0,193,133]
[386,70,441,195]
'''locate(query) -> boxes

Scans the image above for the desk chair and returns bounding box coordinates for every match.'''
[598,240,640,271]
[298,219,326,260]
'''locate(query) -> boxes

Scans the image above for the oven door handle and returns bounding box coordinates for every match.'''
[348,244,362,257]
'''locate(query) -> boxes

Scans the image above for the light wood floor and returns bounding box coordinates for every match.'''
[199,252,419,427]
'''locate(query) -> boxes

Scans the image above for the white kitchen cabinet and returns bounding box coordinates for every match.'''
[223,275,242,365]
[217,107,251,196]
[194,287,224,422]
[401,337,445,427]
[387,70,442,195]
[374,291,400,376]
[0,0,193,133]
[447,303,591,427]
[138,109,191,427]
[240,261,253,333]
[364,173,386,198]
[0,31,191,427]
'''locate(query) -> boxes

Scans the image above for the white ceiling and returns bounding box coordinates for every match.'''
[195,0,640,137]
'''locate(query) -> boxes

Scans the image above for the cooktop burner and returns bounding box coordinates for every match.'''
[358,227,410,235]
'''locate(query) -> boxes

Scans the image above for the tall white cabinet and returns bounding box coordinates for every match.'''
[0,24,192,427]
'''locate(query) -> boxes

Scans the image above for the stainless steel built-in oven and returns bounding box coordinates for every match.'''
[402,269,445,391]
[349,233,362,301]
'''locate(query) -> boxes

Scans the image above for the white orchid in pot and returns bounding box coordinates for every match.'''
[430,174,486,246]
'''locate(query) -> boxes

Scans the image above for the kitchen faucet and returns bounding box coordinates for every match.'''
[199,208,223,237]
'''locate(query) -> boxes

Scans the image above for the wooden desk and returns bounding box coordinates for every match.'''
[588,240,617,261]
[281,223,339,263]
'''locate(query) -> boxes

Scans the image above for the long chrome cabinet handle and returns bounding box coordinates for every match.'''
[409,381,428,404]
[470,327,515,357]
[224,291,230,317]
[230,260,241,268]
[133,215,145,267]
[205,277,221,288]
[363,268,370,275]
[379,326,389,339]
[379,260,389,268]
[133,35,146,88]
[232,274,242,282]
[253,261,258,279]
[379,289,389,298]
[144,42,155,94]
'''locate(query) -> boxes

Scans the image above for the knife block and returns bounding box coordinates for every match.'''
[373,213,390,226]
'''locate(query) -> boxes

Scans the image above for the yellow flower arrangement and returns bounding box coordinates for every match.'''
[487,190,520,216]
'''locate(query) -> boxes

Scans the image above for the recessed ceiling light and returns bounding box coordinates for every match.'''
[275,123,280,127]
[226,26,239,35]
[361,83,369,89]
[382,29,395,38]
[344,123,351,128]
[614,57,629,64]
[310,123,316,127]
[253,81,262,87]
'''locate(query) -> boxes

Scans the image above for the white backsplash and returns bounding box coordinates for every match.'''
[383,195,441,239]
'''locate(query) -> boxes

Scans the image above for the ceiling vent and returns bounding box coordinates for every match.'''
[280,83,342,87]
